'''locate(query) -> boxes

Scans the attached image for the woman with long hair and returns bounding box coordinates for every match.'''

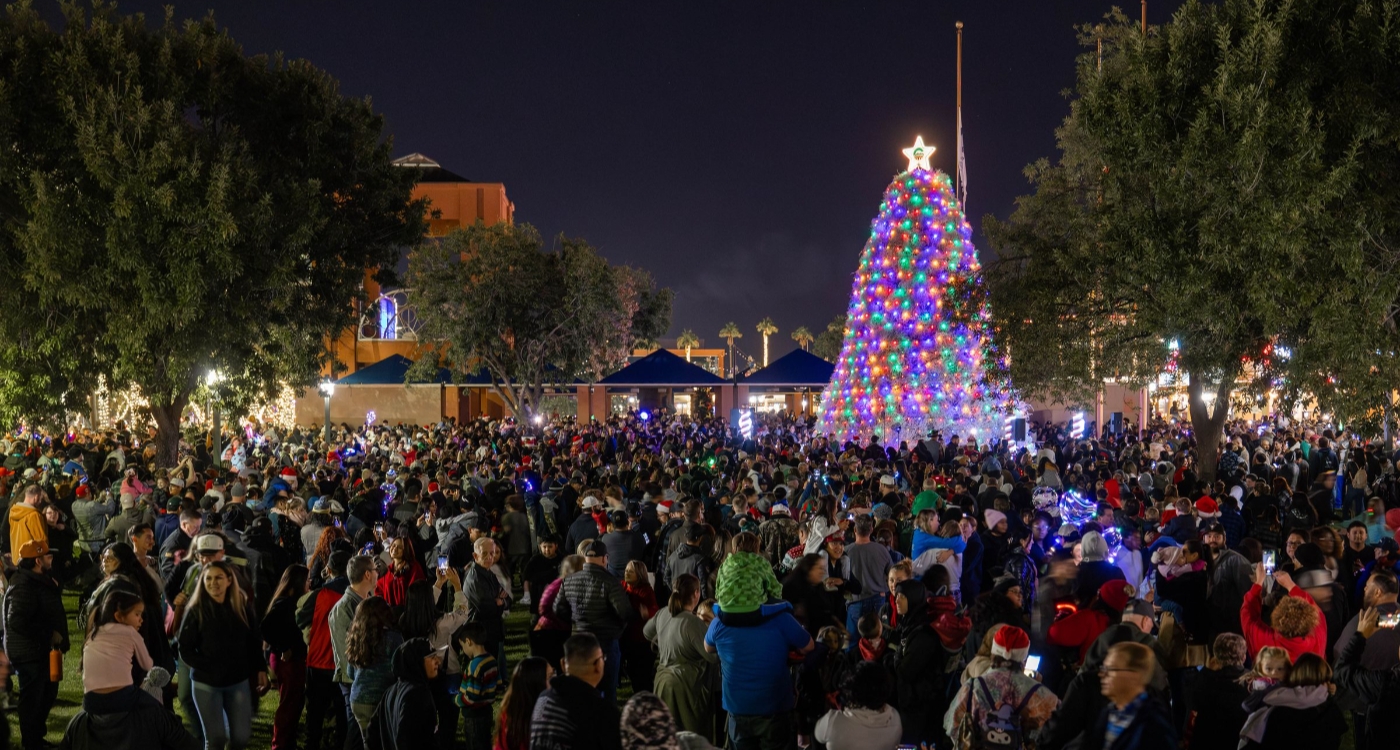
[784,552,838,637]
[399,569,467,750]
[346,596,403,738]
[620,559,658,694]
[261,564,310,750]
[177,560,268,750]
[308,524,348,589]
[88,541,173,678]
[376,525,425,611]
[494,657,552,750]
[644,573,718,741]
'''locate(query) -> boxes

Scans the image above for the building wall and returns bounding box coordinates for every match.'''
[296,386,445,427]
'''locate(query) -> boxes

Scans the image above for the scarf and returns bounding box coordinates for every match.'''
[858,637,888,662]
[1238,684,1331,744]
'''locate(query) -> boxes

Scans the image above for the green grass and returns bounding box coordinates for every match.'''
[21,591,540,748]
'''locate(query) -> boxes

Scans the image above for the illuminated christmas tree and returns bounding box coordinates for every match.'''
[815,136,1013,444]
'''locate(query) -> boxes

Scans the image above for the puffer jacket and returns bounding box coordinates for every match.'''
[59,699,199,750]
[4,566,68,663]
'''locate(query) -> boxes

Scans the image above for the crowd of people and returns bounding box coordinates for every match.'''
[0,409,1398,750]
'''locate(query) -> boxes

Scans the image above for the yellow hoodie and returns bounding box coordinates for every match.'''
[9,502,47,558]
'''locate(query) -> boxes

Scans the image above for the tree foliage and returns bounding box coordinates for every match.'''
[984,1,1400,475]
[810,314,846,362]
[407,221,672,417]
[0,1,425,462]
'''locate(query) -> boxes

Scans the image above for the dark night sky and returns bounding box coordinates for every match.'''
[100,1,1183,362]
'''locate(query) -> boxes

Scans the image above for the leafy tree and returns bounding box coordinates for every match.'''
[790,326,814,352]
[0,2,426,464]
[677,329,700,361]
[810,314,846,362]
[756,317,778,367]
[719,322,743,377]
[984,1,1397,479]
[407,222,672,417]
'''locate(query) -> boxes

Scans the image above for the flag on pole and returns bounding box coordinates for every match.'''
[956,107,967,209]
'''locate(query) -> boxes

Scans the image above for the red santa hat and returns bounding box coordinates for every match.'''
[427,482,440,494]
[280,467,297,478]
[1194,496,1220,519]
[1098,580,1136,612]
[991,625,1031,663]
[1160,507,1178,527]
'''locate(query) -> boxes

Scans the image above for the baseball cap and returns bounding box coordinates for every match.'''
[194,534,225,554]
[879,474,897,487]
[581,496,602,509]
[1201,521,1226,536]
[583,539,607,558]
[18,540,51,559]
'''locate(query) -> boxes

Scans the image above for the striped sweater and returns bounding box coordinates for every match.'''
[455,653,499,713]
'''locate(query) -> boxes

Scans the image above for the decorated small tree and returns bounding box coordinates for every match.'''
[815,137,1014,444]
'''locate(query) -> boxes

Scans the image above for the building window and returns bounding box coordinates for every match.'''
[378,295,398,340]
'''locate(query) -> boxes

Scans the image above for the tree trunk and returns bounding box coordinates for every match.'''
[150,397,187,469]
[1186,371,1232,485]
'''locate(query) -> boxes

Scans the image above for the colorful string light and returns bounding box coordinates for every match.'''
[815,139,1013,443]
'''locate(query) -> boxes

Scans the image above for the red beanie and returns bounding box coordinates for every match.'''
[1099,580,1136,612]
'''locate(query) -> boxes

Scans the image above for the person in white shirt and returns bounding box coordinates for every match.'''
[1114,526,1151,597]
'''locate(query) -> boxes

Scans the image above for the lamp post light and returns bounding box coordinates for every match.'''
[319,380,334,444]
[318,379,336,445]
[206,370,224,466]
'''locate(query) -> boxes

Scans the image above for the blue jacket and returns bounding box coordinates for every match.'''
[912,528,967,560]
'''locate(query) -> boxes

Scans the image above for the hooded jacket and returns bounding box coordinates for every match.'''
[366,638,439,750]
[7,501,46,559]
[4,565,68,663]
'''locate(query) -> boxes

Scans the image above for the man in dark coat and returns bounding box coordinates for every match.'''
[528,634,622,750]
[4,540,70,750]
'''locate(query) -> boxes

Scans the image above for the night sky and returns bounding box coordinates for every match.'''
[98,1,1183,362]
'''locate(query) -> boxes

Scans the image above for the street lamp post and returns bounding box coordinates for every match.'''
[319,380,336,445]
[206,370,224,466]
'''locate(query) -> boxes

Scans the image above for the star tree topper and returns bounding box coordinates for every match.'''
[902,135,935,172]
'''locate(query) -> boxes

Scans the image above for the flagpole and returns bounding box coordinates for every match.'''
[956,21,964,208]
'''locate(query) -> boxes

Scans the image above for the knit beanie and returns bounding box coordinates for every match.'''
[715,551,782,614]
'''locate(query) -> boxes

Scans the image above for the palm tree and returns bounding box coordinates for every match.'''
[791,326,814,352]
[719,322,742,377]
[756,317,778,367]
[676,329,700,362]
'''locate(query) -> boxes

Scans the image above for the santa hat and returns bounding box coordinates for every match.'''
[75,484,89,499]
[656,500,674,514]
[770,502,791,516]
[427,482,440,494]
[280,467,297,479]
[1194,496,1220,519]
[991,625,1031,663]
[1160,507,1178,526]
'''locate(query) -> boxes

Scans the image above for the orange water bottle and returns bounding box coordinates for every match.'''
[49,648,61,683]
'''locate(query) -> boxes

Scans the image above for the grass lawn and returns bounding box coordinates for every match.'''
[20,591,543,748]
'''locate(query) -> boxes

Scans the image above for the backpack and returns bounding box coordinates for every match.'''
[964,677,1044,750]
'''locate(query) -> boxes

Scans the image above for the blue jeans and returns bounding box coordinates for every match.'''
[192,679,253,750]
[844,595,884,650]
[598,637,622,704]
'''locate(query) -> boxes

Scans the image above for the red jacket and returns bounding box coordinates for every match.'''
[302,579,347,671]
[1049,607,1111,662]
[375,559,425,609]
[1240,583,1328,663]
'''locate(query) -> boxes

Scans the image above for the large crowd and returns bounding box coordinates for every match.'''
[1,409,1399,750]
